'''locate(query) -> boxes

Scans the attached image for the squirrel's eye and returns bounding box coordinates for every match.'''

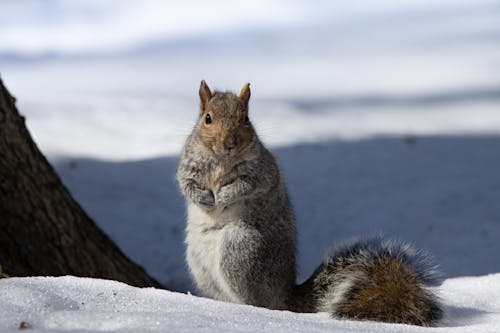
[244,115,250,124]
[205,114,212,125]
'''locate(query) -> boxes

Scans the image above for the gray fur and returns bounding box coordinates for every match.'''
[301,237,443,325]
[178,129,296,309]
[177,82,443,326]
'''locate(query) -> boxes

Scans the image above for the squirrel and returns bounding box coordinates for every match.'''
[176,80,443,326]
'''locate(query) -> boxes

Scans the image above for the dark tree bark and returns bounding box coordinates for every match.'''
[0,78,161,288]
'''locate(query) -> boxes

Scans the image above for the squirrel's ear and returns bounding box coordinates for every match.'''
[239,83,251,107]
[199,80,212,111]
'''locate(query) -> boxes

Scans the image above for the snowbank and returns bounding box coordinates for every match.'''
[1,275,499,333]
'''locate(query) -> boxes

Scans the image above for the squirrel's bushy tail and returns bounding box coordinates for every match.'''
[289,237,443,326]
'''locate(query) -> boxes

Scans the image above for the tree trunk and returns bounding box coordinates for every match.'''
[0,78,161,288]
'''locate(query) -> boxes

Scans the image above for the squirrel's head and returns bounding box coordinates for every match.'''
[197,80,255,158]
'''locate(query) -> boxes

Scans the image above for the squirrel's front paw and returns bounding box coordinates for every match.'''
[196,189,215,210]
[215,186,234,206]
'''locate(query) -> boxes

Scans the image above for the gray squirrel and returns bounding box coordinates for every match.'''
[177,80,443,326]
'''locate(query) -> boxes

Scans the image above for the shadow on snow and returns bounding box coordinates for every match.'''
[53,135,500,292]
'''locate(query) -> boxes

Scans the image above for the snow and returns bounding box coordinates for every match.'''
[1,0,500,332]
[10,95,500,160]
[1,0,500,160]
[1,0,497,55]
[1,275,500,332]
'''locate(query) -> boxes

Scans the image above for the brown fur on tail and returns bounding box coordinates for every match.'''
[294,237,443,326]
[334,256,442,326]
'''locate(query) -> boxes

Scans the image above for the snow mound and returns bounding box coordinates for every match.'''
[1,275,499,332]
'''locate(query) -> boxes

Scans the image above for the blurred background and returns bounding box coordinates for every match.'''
[1,0,500,158]
[1,0,499,290]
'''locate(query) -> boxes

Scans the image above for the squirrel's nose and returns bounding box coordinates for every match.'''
[221,136,236,150]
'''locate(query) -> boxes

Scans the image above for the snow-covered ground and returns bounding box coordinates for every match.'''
[1,274,500,332]
[1,0,500,332]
